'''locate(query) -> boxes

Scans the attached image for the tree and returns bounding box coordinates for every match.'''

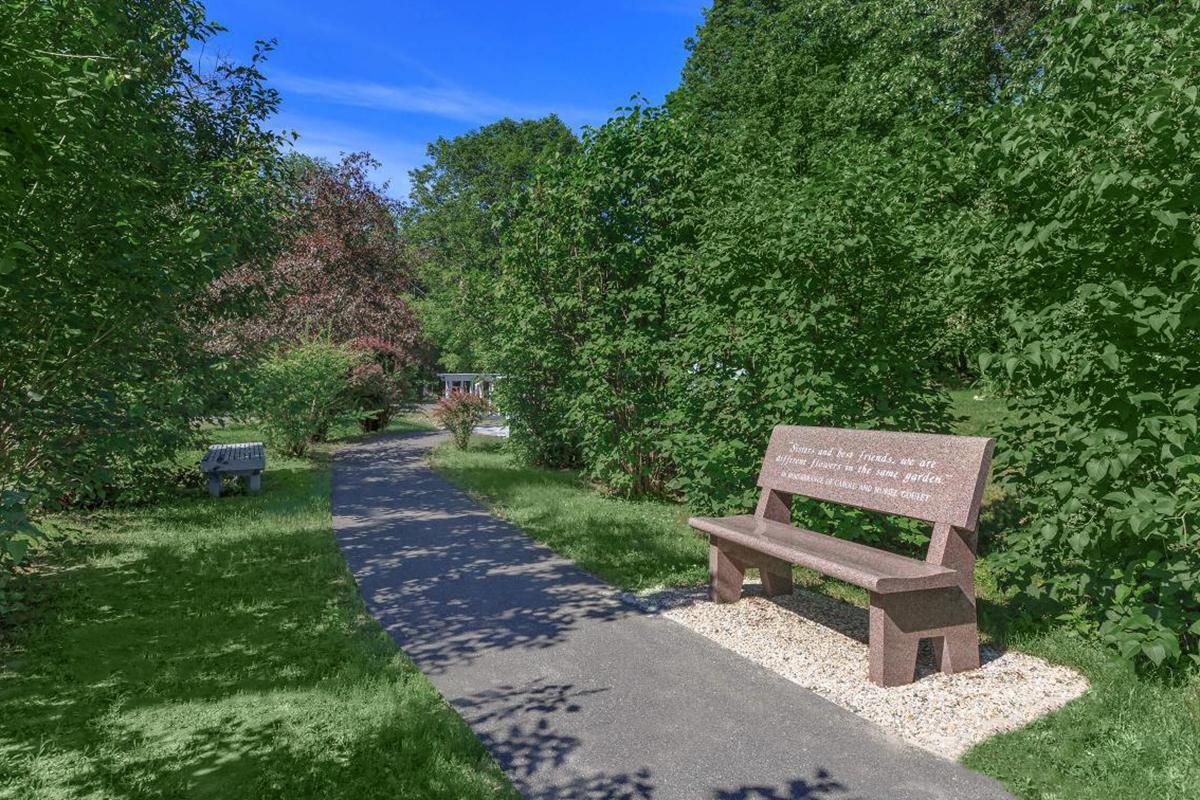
[403,116,577,371]
[954,2,1200,666]
[671,0,1047,380]
[0,0,287,616]
[211,152,426,368]
[0,1,286,509]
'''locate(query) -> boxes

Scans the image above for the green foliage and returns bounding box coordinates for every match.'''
[346,362,398,433]
[494,106,689,495]
[404,116,577,371]
[250,339,361,456]
[0,491,41,620]
[432,391,492,450]
[346,338,421,433]
[497,34,963,517]
[672,0,1046,381]
[0,1,286,608]
[490,0,1199,667]
[954,3,1200,666]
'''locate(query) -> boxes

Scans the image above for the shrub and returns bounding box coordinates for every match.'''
[0,0,285,517]
[346,361,397,433]
[496,101,952,518]
[955,4,1200,666]
[1,491,42,620]
[346,338,412,432]
[250,339,360,456]
[432,391,491,450]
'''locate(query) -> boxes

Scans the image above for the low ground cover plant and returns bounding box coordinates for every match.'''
[0,421,513,800]
[432,391,492,449]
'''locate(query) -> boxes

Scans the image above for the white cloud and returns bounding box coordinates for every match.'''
[274,112,428,197]
[271,70,610,128]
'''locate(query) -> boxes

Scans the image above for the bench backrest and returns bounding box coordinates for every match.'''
[758,426,994,531]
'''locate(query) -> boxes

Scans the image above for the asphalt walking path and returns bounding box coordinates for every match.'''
[332,431,1014,800]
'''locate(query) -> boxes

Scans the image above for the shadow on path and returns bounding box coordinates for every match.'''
[332,431,1015,800]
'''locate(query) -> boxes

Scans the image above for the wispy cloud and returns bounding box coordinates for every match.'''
[274,112,428,197]
[272,70,610,128]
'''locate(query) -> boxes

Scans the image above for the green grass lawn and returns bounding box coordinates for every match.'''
[430,398,1200,800]
[0,417,518,800]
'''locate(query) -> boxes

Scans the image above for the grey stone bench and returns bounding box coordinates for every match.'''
[200,442,265,497]
[689,425,994,687]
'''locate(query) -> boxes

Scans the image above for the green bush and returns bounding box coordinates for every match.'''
[494,106,688,495]
[485,0,1200,668]
[953,3,1200,666]
[0,491,42,620]
[250,339,360,456]
[0,0,285,509]
[496,96,957,517]
[347,361,397,432]
[432,392,492,450]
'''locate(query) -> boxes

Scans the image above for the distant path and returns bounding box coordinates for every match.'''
[332,431,1013,800]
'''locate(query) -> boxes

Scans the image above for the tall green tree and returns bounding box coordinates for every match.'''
[671,0,1046,378]
[403,116,577,371]
[0,2,285,522]
[496,0,1045,514]
[954,1,1200,666]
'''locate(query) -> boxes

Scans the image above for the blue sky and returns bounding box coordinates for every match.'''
[202,1,709,197]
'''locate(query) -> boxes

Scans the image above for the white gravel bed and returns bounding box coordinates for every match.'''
[620,583,1089,760]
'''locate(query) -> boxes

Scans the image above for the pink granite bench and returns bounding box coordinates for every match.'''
[689,426,994,687]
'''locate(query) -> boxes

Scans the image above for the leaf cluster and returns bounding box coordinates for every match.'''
[0,1,288,601]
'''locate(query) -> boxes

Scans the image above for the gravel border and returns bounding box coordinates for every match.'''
[620,582,1089,760]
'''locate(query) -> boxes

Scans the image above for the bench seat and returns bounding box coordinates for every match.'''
[688,514,960,595]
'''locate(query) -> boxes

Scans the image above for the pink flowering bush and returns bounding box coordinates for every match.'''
[432,391,491,450]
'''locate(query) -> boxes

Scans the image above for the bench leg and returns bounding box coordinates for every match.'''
[709,539,746,603]
[869,592,920,687]
[869,588,980,686]
[248,472,262,494]
[206,474,222,498]
[933,622,981,675]
[759,556,793,598]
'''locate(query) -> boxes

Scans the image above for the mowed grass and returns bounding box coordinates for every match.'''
[0,417,518,800]
[429,397,1200,800]
[429,437,707,591]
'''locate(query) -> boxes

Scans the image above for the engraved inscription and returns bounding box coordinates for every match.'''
[773,439,954,504]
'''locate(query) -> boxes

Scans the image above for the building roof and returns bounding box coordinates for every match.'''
[437,372,501,380]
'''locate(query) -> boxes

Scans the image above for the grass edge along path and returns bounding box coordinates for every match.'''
[0,418,519,800]
[428,396,1199,800]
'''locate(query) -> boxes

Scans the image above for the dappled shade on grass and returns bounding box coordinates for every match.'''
[0,439,515,800]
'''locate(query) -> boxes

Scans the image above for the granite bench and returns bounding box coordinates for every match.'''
[689,426,994,687]
[200,442,265,497]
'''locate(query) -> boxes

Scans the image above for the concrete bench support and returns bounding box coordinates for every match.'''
[200,442,266,498]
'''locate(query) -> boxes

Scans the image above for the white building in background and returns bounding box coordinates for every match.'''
[437,372,500,398]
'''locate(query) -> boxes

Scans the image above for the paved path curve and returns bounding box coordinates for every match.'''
[332,431,1013,800]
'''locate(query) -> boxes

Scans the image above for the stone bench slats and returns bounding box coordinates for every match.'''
[201,442,265,473]
[688,514,959,594]
[200,442,266,497]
